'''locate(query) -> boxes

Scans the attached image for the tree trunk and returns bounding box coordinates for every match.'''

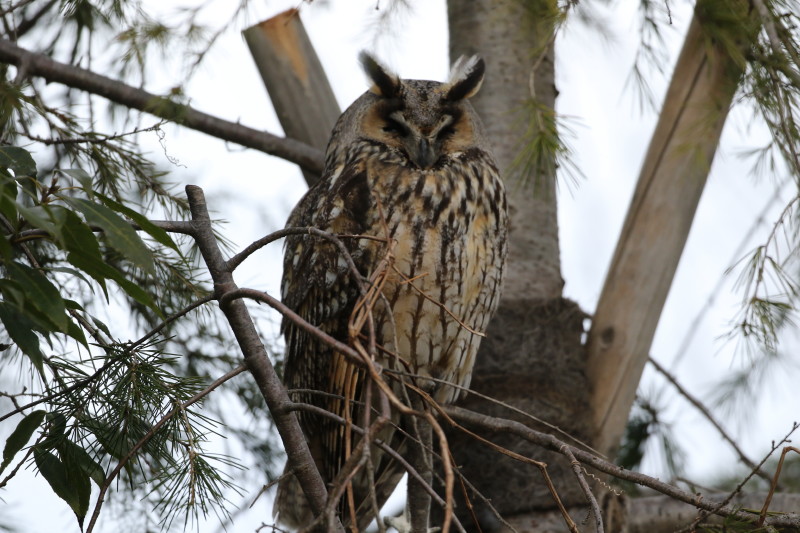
[449,0,562,299]
[445,1,594,530]
[446,0,760,531]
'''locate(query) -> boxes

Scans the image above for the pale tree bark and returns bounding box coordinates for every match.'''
[445,0,595,529]
[446,0,771,532]
[243,8,341,186]
[586,0,758,457]
[449,0,563,299]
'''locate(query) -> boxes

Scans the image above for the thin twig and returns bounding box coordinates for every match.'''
[391,265,485,338]
[561,445,604,533]
[677,423,796,533]
[443,406,800,530]
[648,356,773,484]
[222,287,367,369]
[758,446,800,526]
[385,368,602,457]
[434,404,578,533]
[20,121,167,145]
[285,401,460,528]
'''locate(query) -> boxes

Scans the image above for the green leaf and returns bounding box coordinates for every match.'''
[0,233,12,262]
[62,197,155,275]
[59,439,105,487]
[96,193,179,252]
[63,298,85,311]
[84,419,129,461]
[33,447,90,528]
[55,168,93,196]
[0,146,37,177]
[50,267,93,290]
[0,410,46,474]
[4,262,68,332]
[0,174,18,221]
[44,412,67,443]
[91,317,112,339]
[58,208,108,297]
[0,302,45,375]
[68,251,159,315]
[16,204,63,245]
[66,317,89,349]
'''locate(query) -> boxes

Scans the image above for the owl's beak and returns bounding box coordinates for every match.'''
[411,138,438,169]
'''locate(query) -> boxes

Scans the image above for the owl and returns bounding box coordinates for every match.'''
[274,53,508,531]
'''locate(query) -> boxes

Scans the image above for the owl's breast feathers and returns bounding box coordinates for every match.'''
[283,141,507,402]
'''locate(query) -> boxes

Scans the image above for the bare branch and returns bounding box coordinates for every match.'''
[222,287,366,369]
[441,406,800,529]
[0,39,325,175]
[183,184,342,532]
[759,446,800,526]
[648,357,773,484]
[285,400,466,533]
[560,445,604,533]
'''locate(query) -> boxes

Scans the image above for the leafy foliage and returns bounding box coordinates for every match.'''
[0,141,252,529]
[0,3,286,525]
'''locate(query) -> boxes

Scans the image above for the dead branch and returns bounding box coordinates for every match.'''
[678,422,798,533]
[560,445,604,533]
[285,401,467,533]
[648,357,773,484]
[442,405,800,530]
[759,446,800,526]
[0,39,325,175]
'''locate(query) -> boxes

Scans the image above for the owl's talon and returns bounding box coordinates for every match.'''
[384,513,410,533]
[383,513,440,533]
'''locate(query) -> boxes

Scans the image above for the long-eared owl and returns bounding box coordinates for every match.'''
[274,53,508,530]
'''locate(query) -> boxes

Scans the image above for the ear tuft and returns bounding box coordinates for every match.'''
[359,52,401,98]
[444,56,485,100]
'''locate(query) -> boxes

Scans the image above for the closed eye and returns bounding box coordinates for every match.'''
[383,118,409,136]
[436,115,456,139]
[437,124,456,139]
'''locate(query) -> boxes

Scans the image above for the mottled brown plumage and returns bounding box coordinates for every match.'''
[275,53,508,530]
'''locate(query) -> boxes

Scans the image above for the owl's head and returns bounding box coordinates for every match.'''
[330,53,488,170]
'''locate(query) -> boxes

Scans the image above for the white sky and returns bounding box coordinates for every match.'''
[4,1,799,531]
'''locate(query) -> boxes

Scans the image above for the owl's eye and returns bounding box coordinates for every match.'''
[382,118,409,136]
[437,124,456,139]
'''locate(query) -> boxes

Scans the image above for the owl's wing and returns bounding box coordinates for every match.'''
[279,161,405,527]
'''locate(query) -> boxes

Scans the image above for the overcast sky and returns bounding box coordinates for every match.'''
[5,1,799,531]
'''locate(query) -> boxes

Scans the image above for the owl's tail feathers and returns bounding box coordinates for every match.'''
[274,466,313,530]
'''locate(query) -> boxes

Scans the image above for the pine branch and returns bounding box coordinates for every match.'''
[0,38,325,176]
[84,364,248,533]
